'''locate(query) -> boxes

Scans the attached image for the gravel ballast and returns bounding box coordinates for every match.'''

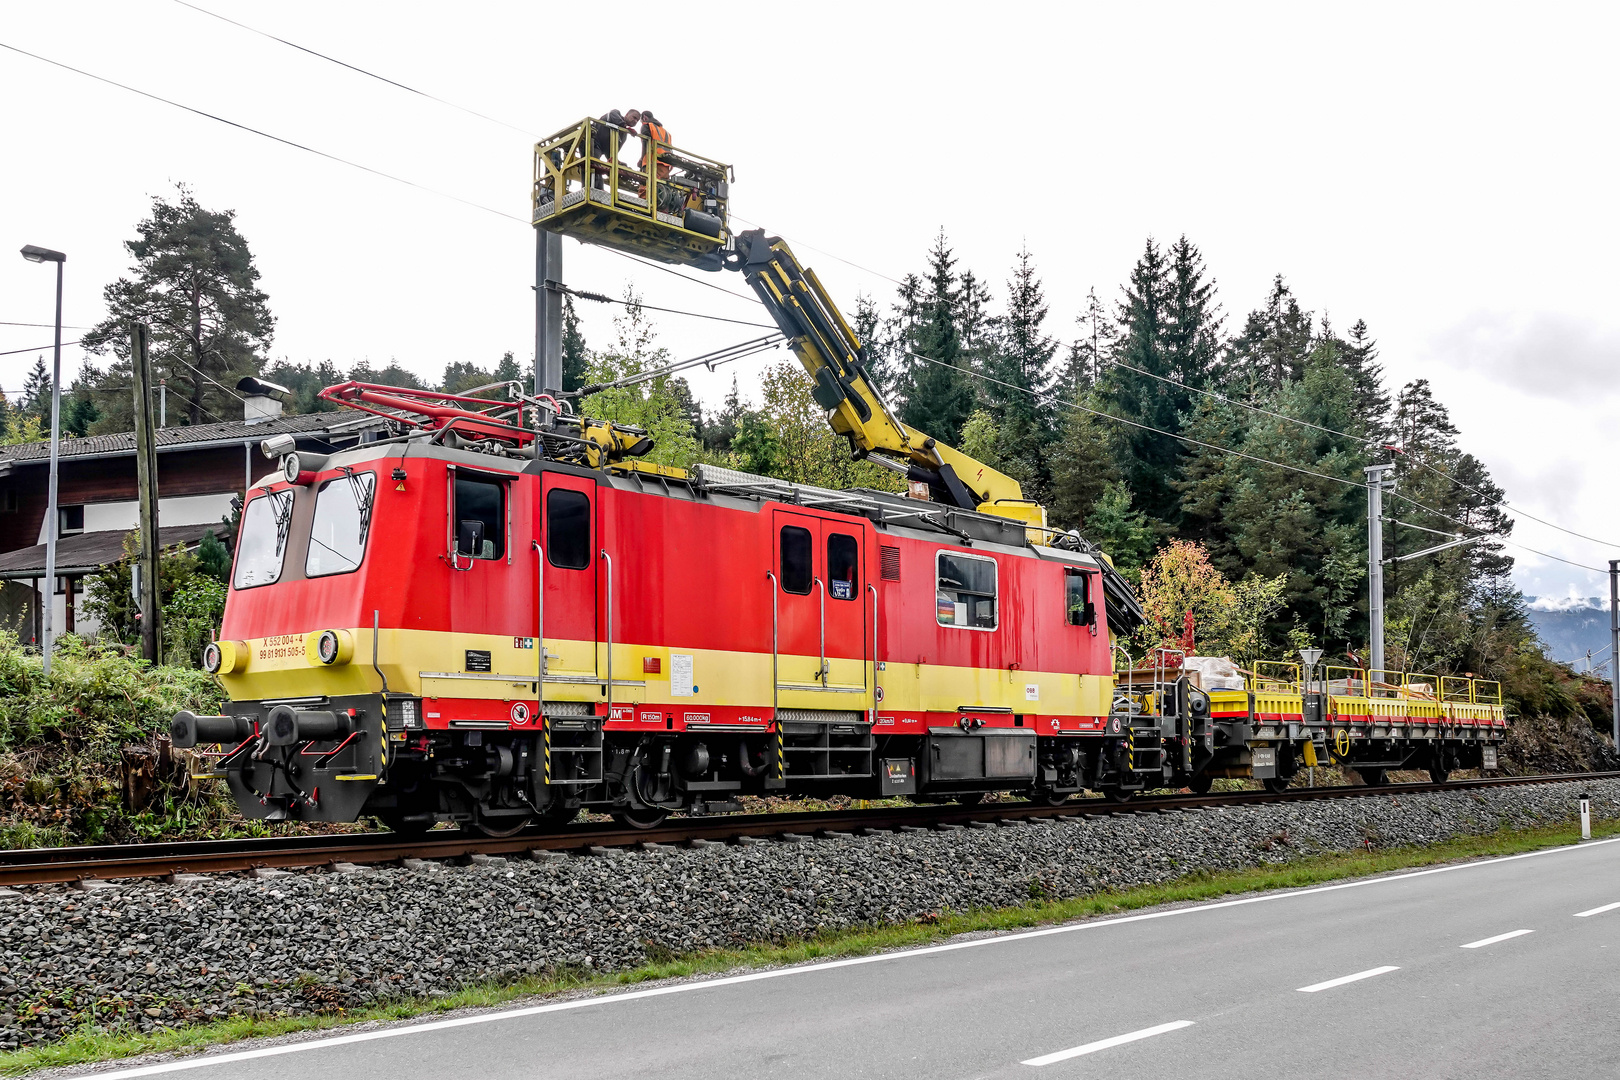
[3,779,1615,1049]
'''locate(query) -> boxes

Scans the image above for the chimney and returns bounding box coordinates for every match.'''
[236,376,291,424]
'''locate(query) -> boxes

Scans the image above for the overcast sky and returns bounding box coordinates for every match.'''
[3,1,1617,601]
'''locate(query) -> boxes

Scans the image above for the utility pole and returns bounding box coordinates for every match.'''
[1609,560,1619,748]
[130,322,162,663]
[535,229,564,396]
[1365,463,1393,674]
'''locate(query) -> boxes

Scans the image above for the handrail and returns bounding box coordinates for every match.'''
[866,582,878,723]
[766,570,779,717]
[814,577,828,686]
[600,549,613,717]
[1252,660,1301,692]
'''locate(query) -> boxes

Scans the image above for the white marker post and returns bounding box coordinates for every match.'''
[1580,794,1592,841]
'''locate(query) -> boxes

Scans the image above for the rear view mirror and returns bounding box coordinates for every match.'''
[1082,602,1096,627]
[457,519,486,557]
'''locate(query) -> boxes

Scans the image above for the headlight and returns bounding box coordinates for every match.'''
[203,640,249,675]
[305,629,354,666]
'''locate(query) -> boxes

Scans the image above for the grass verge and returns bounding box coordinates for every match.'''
[7,816,1617,1076]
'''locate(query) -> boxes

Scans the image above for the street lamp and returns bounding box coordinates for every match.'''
[20,245,65,677]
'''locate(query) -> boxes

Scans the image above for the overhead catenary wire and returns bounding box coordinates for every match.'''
[563,334,787,399]
[0,340,83,357]
[0,41,530,227]
[18,22,1608,563]
[559,285,777,330]
[170,0,539,138]
[904,348,1608,574]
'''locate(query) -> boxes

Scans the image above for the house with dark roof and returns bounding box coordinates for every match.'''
[0,384,383,643]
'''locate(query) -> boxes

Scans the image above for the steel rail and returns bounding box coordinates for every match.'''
[1,771,1613,888]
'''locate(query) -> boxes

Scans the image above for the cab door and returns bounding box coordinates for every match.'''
[539,474,599,686]
[771,510,871,712]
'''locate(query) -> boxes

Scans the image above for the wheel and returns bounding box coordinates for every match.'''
[1183,774,1213,795]
[1102,786,1134,804]
[1356,767,1388,787]
[611,806,669,830]
[955,792,985,807]
[1029,790,1069,807]
[1262,776,1291,794]
[472,812,532,838]
[1427,767,1451,785]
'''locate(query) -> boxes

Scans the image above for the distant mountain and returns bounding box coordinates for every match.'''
[1525,596,1613,671]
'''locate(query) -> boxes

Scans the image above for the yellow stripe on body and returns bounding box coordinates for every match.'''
[221,629,1113,718]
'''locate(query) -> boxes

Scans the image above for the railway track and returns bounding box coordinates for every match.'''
[2,771,1612,889]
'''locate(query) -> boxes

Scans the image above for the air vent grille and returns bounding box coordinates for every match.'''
[880,545,901,581]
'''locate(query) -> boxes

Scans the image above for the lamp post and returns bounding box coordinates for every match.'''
[19,245,65,677]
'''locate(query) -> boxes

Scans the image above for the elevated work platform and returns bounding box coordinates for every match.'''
[532,118,733,270]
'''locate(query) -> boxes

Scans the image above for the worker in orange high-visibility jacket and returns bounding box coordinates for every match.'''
[637,111,672,180]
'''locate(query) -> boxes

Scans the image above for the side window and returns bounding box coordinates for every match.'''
[1065,568,1094,626]
[936,551,997,630]
[454,474,505,560]
[547,488,591,570]
[306,472,376,577]
[827,533,858,601]
[780,525,812,595]
[233,489,295,589]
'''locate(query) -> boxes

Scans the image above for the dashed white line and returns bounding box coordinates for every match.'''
[82,835,1620,1079]
[1022,1021,1196,1066]
[1574,901,1620,918]
[1297,965,1400,993]
[1461,929,1534,949]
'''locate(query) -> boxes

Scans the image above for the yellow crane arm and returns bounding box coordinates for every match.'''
[729,230,1046,533]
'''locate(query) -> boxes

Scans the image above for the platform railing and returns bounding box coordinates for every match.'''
[532,117,733,235]
[1251,660,1300,692]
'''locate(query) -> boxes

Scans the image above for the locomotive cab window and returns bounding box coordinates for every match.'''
[306,471,376,577]
[547,488,591,569]
[454,473,505,560]
[233,489,295,590]
[827,533,858,600]
[936,551,997,630]
[1065,567,1096,627]
[780,525,812,594]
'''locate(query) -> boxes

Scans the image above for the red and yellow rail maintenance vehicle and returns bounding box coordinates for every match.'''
[171,120,1505,832]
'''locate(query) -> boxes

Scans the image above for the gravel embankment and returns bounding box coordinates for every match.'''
[3,779,1615,1049]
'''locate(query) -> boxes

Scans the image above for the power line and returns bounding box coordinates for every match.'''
[0,340,83,357]
[905,348,1609,574]
[560,286,776,329]
[0,41,529,226]
[170,0,538,137]
[0,320,91,330]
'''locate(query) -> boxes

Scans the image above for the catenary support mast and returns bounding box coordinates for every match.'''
[535,230,564,395]
[1365,463,1392,674]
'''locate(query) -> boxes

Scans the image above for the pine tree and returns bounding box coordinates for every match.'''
[1338,318,1390,440]
[561,296,588,393]
[896,232,975,445]
[1058,287,1116,400]
[1222,275,1313,396]
[981,246,1056,496]
[1047,404,1119,530]
[851,293,893,395]
[1100,237,1181,524]
[80,184,274,429]
[20,358,51,429]
[1162,236,1223,391]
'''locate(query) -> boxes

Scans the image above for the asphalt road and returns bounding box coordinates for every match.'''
[89,836,1620,1080]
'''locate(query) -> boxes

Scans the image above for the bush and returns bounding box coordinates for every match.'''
[0,631,239,846]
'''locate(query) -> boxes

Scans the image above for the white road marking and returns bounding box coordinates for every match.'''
[1022,1020,1195,1066]
[1296,965,1400,993]
[1461,928,1534,948]
[1574,901,1620,918]
[83,834,1620,1079]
